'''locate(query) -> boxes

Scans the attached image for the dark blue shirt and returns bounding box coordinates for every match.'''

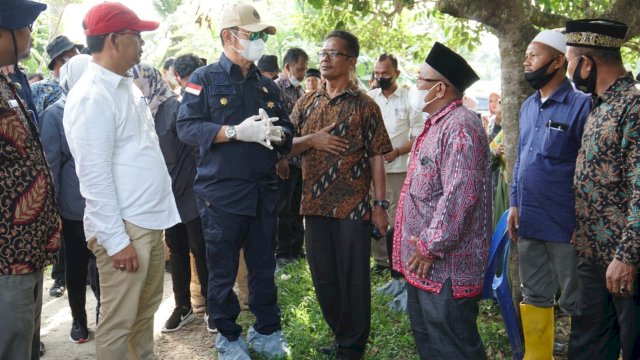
[10,69,38,125]
[510,79,590,243]
[176,53,293,216]
[155,97,199,223]
[40,100,85,221]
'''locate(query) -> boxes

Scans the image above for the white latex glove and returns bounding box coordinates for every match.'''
[235,110,274,149]
[259,108,283,146]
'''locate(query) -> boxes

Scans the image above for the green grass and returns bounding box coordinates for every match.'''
[235,259,512,359]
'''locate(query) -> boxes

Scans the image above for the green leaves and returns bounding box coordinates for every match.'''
[153,0,183,18]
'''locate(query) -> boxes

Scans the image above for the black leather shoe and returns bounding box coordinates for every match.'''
[317,341,337,355]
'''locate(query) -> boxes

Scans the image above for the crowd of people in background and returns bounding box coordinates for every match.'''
[1,1,639,360]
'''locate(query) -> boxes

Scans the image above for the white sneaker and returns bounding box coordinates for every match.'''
[204,313,218,334]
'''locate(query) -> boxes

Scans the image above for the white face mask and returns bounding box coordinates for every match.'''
[408,82,441,113]
[231,32,265,62]
[288,74,301,87]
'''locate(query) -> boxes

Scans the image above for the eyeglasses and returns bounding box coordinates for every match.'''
[317,50,353,59]
[114,30,142,41]
[236,29,269,42]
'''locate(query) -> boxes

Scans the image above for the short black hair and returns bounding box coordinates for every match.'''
[283,48,309,66]
[173,54,204,79]
[85,35,107,53]
[377,53,398,70]
[325,30,359,58]
[572,47,623,66]
[163,57,175,70]
[82,20,107,53]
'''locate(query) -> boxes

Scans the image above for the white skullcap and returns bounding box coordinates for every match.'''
[531,30,566,53]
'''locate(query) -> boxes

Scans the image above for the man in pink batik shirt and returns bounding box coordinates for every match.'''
[392,42,491,359]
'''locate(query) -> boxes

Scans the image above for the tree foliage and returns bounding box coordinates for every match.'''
[153,0,182,18]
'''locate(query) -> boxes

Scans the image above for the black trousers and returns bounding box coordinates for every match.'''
[62,218,100,324]
[384,227,403,278]
[51,236,65,283]
[569,257,640,360]
[406,281,487,360]
[275,165,304,259]
[305,216,371,359]
[199,199,281,340]
[165,217,208,308]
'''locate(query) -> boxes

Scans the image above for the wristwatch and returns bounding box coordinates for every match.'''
[373,199,390,210]
[225,125,237,141]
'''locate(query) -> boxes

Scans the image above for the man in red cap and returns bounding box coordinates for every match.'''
[0,1,62,359]
[63,3,180,359]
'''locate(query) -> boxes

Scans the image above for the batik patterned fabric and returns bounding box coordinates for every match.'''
[574,72,640,267]
[275,75,305,167]
[0,73,61,275]
[392,100,491,299]
[291,83,392,220]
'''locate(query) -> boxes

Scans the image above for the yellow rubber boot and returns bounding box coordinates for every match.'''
[520,303,554,360]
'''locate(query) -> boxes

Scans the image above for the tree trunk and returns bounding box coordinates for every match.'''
[496,25,537,312]
[497,28,536,183]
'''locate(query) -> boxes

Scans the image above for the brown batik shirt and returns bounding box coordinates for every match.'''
[0,73,61,275]
[574,72,640,268]
[291,83,392,220]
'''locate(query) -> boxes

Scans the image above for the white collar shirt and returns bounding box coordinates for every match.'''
[63,62,180,256]
[368,86,425,173]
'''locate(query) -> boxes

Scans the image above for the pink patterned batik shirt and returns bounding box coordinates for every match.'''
[392,100,491,299]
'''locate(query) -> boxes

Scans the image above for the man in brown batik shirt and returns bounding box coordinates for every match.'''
[0,2,62,359]
[291,30,392,359]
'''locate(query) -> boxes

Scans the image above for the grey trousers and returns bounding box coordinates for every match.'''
[517,238,579,315]
[407,280,487,360]
[0,270,43,360]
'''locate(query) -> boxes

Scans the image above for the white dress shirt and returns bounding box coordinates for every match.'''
[64,62,180,256]
[368,86,425,173]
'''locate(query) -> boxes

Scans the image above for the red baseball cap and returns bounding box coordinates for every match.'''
[84,2,159,36]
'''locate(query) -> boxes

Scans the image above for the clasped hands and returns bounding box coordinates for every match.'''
[406,236,435,278]
[236,108,285,149]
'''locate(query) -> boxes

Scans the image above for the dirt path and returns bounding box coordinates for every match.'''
[40,272,215,360]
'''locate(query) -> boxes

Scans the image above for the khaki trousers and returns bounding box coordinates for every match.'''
[88,221,164,360]
[190,254,205,313]
[372,172,406,267]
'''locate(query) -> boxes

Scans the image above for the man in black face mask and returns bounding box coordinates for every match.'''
[508,29,591,358]
[367,54,423,297]
[565,19,640,360]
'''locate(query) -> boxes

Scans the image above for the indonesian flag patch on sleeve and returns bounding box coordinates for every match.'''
[185,82,202,96]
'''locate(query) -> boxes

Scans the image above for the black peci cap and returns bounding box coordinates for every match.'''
[424,42,479,92]
[565,18,628,50]
[305,68,321,78]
